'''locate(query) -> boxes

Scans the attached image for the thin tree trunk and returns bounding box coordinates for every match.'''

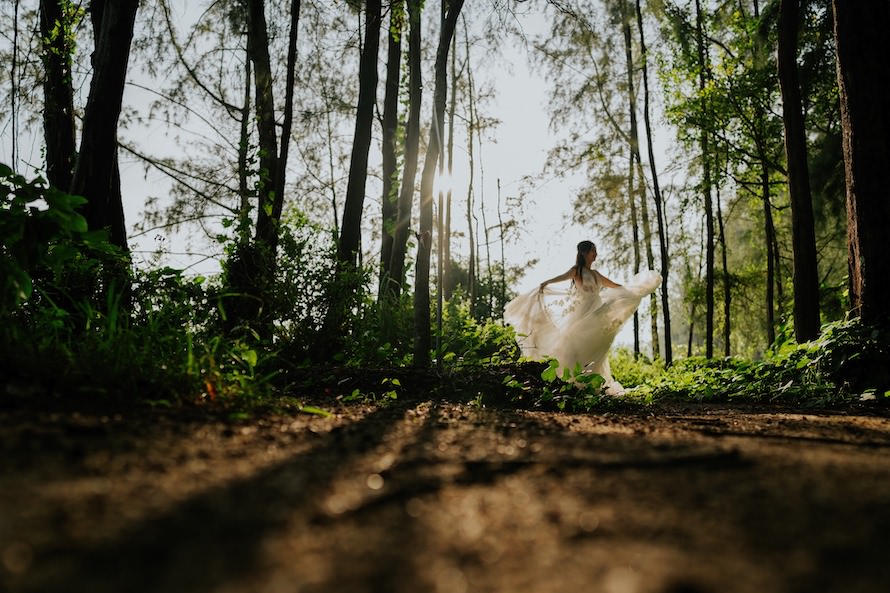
[716,184,731,357]
[338,0,382,267]
[762,162,777,346]
[620,0,641,356]
[378,4,403,300]
[11,0,19,169]
[414,0,464,367]
[324,87,340,236]
[635,0,672,364]
[832,1,890,327]
[620,0,658,358]
[497,178,506,312]
[464,18,477,313]
[237,41,252,241]
[274,0,301,229]
[40,0,77,190]
[629,149,641,356]
[443,32,458,300]
[778,0,820,342]
[694,0,715,359]
[388,0,422,298]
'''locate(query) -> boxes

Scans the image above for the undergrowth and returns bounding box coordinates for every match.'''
[3,164,888,413]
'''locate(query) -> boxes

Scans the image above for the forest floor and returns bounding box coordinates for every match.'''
[3,373,890,593]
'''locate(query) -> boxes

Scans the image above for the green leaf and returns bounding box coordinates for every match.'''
[299,405,331,417]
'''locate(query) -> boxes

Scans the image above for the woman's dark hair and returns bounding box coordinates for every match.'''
[574,240,596,285]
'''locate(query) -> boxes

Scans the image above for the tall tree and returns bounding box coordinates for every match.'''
[70,0,139,253]
[387,0,422,298]
[832,1,890,327]
[693,0,716,358]
[778,0,820,342]
[378,1,403,300]
[619,0,659,358]
[338,0,382,268]
[40,0,77,190]
[635,0,672,363]
[414,0,465,367]
[245,0,280,259]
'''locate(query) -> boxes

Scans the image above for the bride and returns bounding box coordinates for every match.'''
[503,240,661,394]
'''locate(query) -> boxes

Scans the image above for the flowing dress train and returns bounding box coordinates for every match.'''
[504,268,662,394]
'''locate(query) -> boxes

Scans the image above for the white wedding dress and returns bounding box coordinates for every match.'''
[503,268,662,394]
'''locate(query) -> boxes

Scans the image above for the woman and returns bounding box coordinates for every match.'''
[503,240,661,394]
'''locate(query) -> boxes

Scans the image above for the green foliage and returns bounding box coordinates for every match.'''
[627,319,890,406]
[608,347,664,387]
[439,294,520,366]
[0,163,117,315]
[4,167,880,413]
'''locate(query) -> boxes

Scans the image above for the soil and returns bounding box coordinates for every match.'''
[3,381,890,593]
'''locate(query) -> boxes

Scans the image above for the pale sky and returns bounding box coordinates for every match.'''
[2,3,646,347]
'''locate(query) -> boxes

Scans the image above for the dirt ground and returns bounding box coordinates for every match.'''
[3,388,890,593]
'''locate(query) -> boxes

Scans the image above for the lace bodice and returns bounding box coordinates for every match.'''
[576,268,600,293]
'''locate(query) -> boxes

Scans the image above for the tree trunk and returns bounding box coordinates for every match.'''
[70,0,138,253]
[275,0,301,229]
[387,0,422,298]
[620,0,644,357]
[443,32,458,301]
[465,21,477,314]
[40,0,77,191]
[414,0,464,367]
[694,0,715,359]
[635,0,671,363]
[716,185,731,357]
[778,0,821,342]
[628,149,641,356]
[832,2,890,327]
[246,0,279,257]
[338,0,382,267]
[237,41,252,241]
[762,162,777,347]
[378,4,402,300]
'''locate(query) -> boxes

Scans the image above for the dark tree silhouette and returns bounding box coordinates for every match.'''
[778,0,820,342]
[40,0,76,191]
[832,1,890,327]
[414,0,465,367]
[70,0,139,253]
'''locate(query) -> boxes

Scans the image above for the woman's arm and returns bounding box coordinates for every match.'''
[595,270,623,288]
[540,268,576,292]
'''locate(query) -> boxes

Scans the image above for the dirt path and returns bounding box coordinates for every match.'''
[3,396,890,593]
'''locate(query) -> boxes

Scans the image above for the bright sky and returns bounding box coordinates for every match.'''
[111,5,598,294]
[2,4,645,346]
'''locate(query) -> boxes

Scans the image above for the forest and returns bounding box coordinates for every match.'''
[3,2,890,591]
[2,0,889,406]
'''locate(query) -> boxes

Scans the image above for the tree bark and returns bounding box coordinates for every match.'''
[464,19,477,315]
[40,0,77,191]
[275,0,301,230]
[778,0,821,342]
[620,0,643,357]
[338,0,382,268]
[414,0,464,367]
[761,162,776,347]
[387,0,422,299]
[245,0,280,256]
[694,0,715,359]
[70,0,138,253]
[378,3,402,300]
[716,184,731,357]
[832,1,890,327]
[635,0,672,364]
